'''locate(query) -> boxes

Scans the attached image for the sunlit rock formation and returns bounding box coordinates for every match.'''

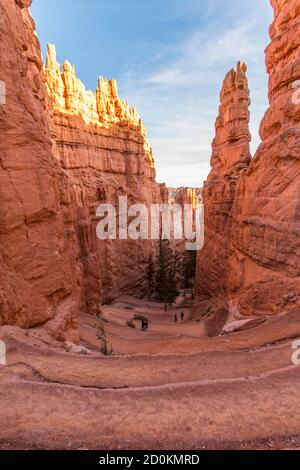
[195,62,251,303]
[44,44,164,304]
[196,0,300,319]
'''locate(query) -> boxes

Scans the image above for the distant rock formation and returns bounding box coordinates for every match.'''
[168,187,202,209]
[196,0,300,319]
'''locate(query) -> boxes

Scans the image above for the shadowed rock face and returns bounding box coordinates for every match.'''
[196,0,300,318]
[0,0,81,340]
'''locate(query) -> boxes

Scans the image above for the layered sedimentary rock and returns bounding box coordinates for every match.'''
[0,0,165,336]
[0,0,200,339]
[168,187,202,209]
[0,0,80,339]
[196,0,300,318]
[44,44,164,304]
[196,62,251,301]
[168,187,202,256]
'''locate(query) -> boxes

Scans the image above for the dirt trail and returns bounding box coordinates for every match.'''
[0,297,300,450]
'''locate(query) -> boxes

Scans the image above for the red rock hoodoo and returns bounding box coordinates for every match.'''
[196,0,300,319]
[195,62,251,302]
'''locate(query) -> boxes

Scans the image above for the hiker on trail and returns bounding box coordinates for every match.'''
[181,312,184,322]
[141,319,146,331]
[175,314,178,323]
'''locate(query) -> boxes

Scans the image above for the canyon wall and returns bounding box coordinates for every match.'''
[0,0,199,338]
[196,0,300,318]
[0,0,80,340]
[196,62,251,301]
[168,187,202,212]
[0,0,167,334]
[44,44,165,304]
[168,187,202,256]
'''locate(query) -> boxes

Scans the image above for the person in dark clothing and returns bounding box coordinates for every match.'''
[181,312,184,322]
[141,319,146,331]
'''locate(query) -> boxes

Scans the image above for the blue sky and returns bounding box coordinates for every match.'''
[31,0,273,188]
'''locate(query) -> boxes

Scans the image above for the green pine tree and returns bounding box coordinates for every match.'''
[146,253,156,300]
[183,250,197,289]
[156,239,179,310]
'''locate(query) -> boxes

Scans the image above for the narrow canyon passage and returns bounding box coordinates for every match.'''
[0,0,300,453]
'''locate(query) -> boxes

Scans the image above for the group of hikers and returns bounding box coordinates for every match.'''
[175,312,185,323]
[141,318,149,331]
[141,312,185,331]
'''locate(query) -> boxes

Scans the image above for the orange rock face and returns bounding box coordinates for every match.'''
[0,0,165,336]
[44,44,164,304]
[196,0,300,318]
[0,0,80,340]
[168,187,202,209]
[0,1,201,338]
[168,187,202,255]
[196,63,251,301]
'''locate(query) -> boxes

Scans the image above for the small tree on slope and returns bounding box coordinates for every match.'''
[156,239,179,311]
[146,253,156,301]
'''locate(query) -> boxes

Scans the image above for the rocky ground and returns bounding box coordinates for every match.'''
[0,296,300,450]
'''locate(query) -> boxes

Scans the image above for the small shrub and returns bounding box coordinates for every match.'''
[126,319,136,329]
[97,319,113,356]
[133,314,149,323]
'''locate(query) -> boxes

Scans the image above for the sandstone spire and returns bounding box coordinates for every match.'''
[196,0,300,321]
[195,62,251,302]
[211,61,251,174]
[226,0,300,317]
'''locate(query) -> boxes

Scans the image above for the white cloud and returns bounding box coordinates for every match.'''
[157,163,212,188]
[119,0,273,188]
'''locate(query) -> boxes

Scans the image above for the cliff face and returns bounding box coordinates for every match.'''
[0,0,80,339]
[196,0,300,318]
[0,0,165,336]
[0,0,199,338]
[44,44,165,304]
[168,187,202,209]
[196,63,251,301]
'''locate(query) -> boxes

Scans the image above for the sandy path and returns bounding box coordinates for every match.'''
[3,338,298,389]
[1,368,300,450]
[0,298,300,449]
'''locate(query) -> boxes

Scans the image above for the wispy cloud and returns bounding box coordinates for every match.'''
[32,0,273,188]
[119,0,273,187]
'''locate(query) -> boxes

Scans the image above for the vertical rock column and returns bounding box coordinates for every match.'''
[226,0,300,317]
[195,63,251,302]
